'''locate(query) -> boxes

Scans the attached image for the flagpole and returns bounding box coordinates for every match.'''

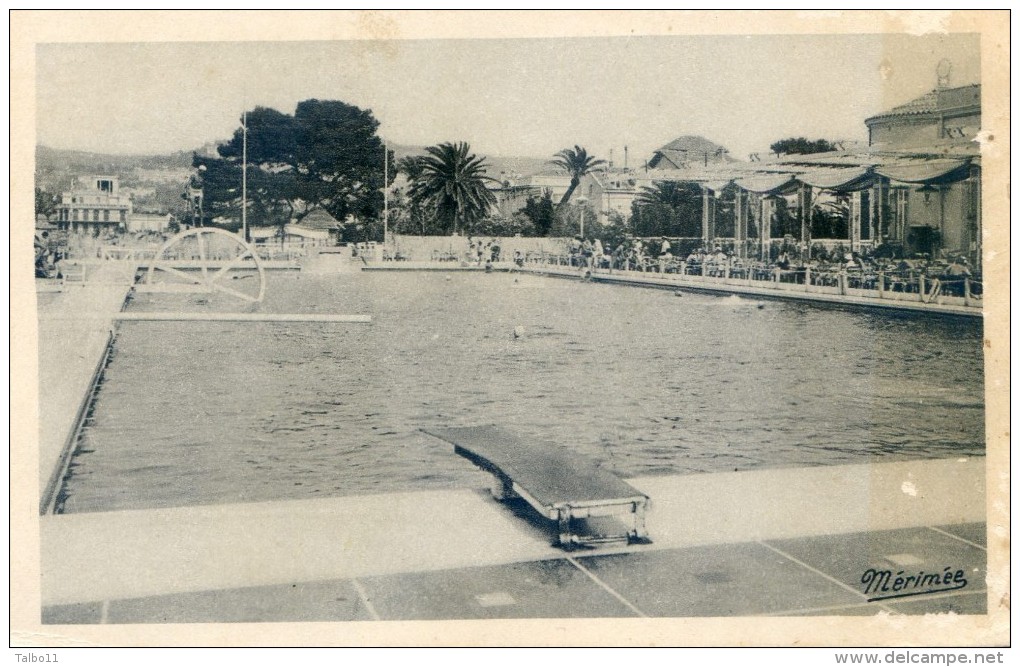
[241,110,248,243]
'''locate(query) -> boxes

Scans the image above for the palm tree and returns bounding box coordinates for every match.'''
[410,142,497,235]
[550,145,606,206]
[632,181,703,237]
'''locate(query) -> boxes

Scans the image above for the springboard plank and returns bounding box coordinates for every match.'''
[423,426,647,509]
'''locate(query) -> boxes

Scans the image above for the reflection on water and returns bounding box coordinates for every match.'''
[59,272,985,513]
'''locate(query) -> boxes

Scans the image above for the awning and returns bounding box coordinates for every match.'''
[797,167,873,191]
[873,159,971,184]
[733,174,798,195]
[702,179,734,193]
[285,225,329,239]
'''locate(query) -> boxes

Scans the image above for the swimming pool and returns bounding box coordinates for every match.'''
[58,270,985,513]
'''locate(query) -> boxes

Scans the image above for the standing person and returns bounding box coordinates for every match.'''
[592,237,604,271]
[581,238,594,270]
[658,236,672,273]
[625,243,637,271]
[633,238,646,271]
[568,236,582,266]
[659,236,672,259]
[611,243,624,272]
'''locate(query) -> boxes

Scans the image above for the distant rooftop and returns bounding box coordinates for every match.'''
[648,136,736,170]
[866,84,980,123]
[295,208,340,230]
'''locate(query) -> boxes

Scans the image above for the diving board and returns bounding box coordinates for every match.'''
[424,426,650,548]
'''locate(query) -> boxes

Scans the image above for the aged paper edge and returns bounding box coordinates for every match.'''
[9,9,1010,648]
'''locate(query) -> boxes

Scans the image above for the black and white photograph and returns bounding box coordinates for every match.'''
[11,10,1009,650]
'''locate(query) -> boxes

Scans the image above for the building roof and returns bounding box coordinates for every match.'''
[865,84,980,124]
[871,90,940,120]
[648,136,736,169]
[295,208,340,230]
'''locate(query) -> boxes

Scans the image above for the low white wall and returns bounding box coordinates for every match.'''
[389,235,571,261]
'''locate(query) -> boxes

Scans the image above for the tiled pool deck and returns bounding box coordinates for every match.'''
[43,522,987,623]
[40,457,988,623]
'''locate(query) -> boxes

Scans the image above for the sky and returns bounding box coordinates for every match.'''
[35,32,980,164]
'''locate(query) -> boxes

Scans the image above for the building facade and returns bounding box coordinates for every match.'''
[628,84,982,269]
[865,84,981,148]
[863,83,982,267]
[487,179,541,218]
[55,176,132,235]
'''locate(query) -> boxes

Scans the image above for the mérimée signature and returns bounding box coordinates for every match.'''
[861,567,968,602]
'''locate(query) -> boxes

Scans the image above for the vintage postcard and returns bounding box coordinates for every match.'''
[10,10,1010,649]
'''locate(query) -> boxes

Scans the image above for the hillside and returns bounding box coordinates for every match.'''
[35,141,552,215]
[35,145,199,215]
[387,142,550,179]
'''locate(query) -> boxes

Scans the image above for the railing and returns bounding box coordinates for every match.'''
[522,253,981,309]
[99,246,156,260]
[253,247,308,262]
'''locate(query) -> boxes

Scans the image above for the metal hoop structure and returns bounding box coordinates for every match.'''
[145,228,267,303]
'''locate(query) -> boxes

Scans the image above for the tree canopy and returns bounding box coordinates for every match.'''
[769,137,838,156]
[630,181,703,237]
[192,100,393,235]
[35,187,58,221]
[520,191,556,237]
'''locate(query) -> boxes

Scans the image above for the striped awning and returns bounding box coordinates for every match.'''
[797,167,873,191]
[733,174,798,195]
[874,159,971,184]
[702,179,735,193]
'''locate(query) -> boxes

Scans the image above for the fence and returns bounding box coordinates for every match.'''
[524,253,981,308]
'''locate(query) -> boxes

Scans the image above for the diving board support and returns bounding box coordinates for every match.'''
[423,426,651,549]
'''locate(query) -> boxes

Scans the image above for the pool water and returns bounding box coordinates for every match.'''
[59,271,985,513]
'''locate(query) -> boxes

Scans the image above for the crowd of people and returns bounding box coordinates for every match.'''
[466,236,502,265]
[37,225,980,302]
[547,236,980,299]
[559,236,680,272]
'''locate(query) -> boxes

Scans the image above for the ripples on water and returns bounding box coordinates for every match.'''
[59,271,985,513]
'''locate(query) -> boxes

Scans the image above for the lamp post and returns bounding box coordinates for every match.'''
[576,195,588,238]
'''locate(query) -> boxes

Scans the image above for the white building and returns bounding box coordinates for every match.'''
[56,175,132,235]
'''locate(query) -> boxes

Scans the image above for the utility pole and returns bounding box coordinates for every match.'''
[241,111,248,243]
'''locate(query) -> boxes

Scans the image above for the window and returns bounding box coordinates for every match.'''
[103,210,110,222]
